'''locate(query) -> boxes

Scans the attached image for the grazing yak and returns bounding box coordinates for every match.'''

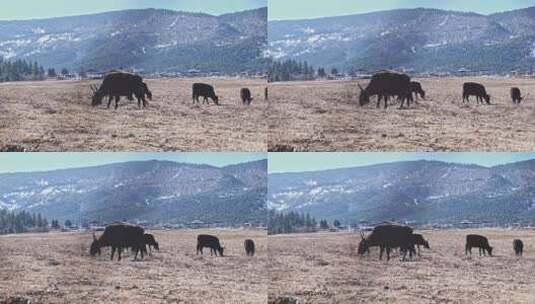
[241,88,253,105]
[192,83,219,105]
[463,82,490,104]
[91,72,152,110]
[410,233,430,256]
[90,223,145,261]
[358,71,413,109]
[244,239,255,256]
[513,239,523,256]
[197,234,224,256]
[410,81,426,101]
[143,233,159,255]
[358,224,415,261]
[465,234,493,256]
[511,87,524,104]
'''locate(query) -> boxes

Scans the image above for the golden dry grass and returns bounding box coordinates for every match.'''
[269,229,535,304]
[0,229,267,304]
[0,77,267,152]
[268,77,535,151]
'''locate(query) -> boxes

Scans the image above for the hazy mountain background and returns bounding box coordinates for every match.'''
[268,6,535,73]
[268,160,535,225]
[0,8,267,73]
[0,160,267,225]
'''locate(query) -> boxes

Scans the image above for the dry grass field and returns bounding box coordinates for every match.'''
[268,77,535,151]
[269,229,535,304]
[0,229,267,304]
[0,77,267,152]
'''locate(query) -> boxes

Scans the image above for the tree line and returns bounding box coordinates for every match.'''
[0,210,49,234]
[0,57,46,82]
[268,210,343,235]
[268,59,340,82]
[0,56,73,83]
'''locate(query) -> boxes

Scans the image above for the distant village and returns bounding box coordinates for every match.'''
[53,68,266,81]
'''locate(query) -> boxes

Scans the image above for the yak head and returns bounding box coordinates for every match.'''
[219,246,225,256]
[357,83,370,106]
[420,90,426,99]
[89,233,101,256]
[484,94,491,104]
[357,232,370,255]
[213,95,220,105]
[423,240,430,249]
[487,246,493,256]
[153,241,160,251]
[90,84,104,106]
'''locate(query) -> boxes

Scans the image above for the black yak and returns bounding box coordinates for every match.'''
[244,239,255,256]
[90,224,145,261]
[192,83,219,105]
[410,233,430,256]
[465,234,493,256]
[511,87,523,104]
[410,81,426,100]
[241,88,253,105]
[197,234,224,256]
[513,239,523,256]
[265,87,269,101]
[358,224,415,261]
[143,233,159,255]
[91,72,152,109]
[358,71,412,109]
[463,82,490,104]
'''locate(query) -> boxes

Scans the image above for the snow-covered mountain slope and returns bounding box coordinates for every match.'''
[0,160,267,225]
[0,8,267,73]
[268,7,535,73]
[268,160,535,224]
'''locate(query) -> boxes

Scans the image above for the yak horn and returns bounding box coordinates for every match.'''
[357,83,364,91]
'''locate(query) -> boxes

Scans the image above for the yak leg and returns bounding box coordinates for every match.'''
[111,247,116,260]
[379,246,384,260]
[118,247,122,261]
[107,96,113,109]
[386,247,391,261]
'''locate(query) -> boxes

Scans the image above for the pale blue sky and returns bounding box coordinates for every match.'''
[269,0,535,20]
[0,0,266,20]
[0,153,266,173]
[269,153,535,173]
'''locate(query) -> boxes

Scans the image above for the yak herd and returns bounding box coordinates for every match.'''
[358,224,525,261]
[358,71,527,109]
[89,71,262,110]
[89,223,256,261]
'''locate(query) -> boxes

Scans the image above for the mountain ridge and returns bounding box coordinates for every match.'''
[0,7,267,73]
[268,159,535,225]
[268,6,535,73]
[0,160,267,226]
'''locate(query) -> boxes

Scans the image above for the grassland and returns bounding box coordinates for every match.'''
[0,229,267,304]
[268,77,535,151]
[269,229,535,304]
[0,77,267,152]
